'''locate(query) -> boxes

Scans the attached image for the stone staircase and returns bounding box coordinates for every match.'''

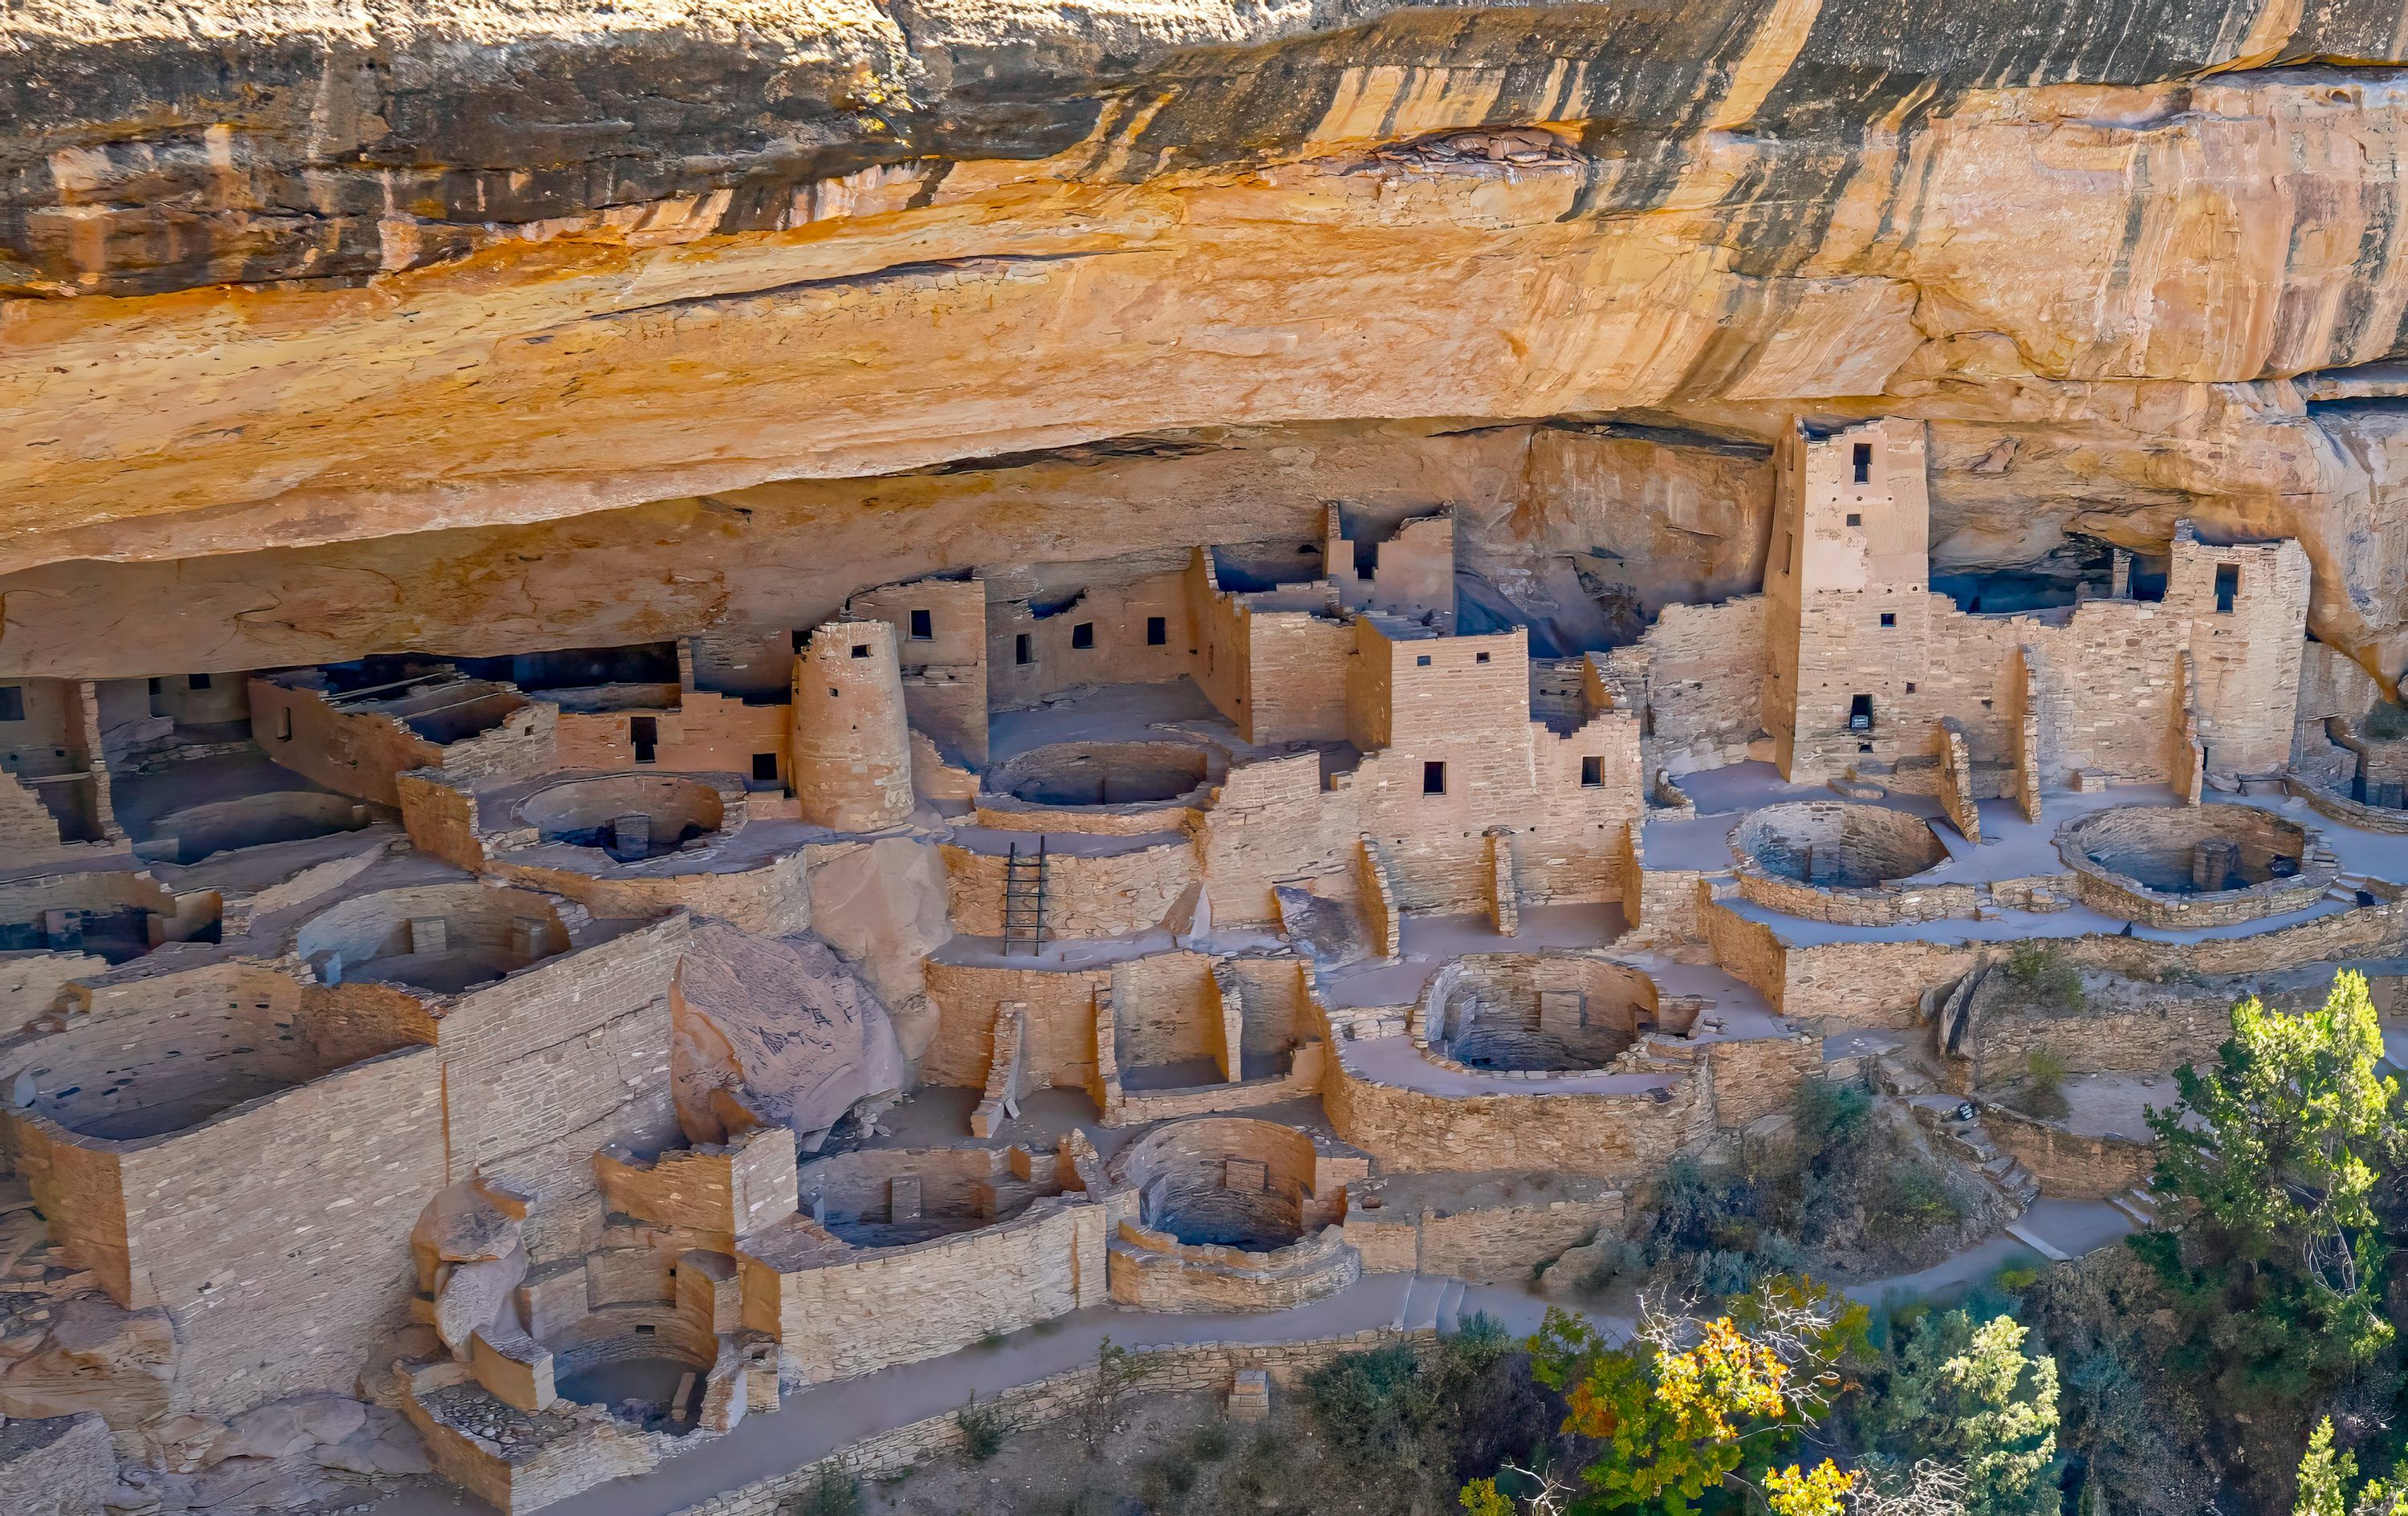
[2108,1182,2162,1229]
[1905,1093,2041,1213]
[1393,1274,1470,1335]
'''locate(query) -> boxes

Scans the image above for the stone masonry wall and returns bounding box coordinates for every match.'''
[436,916,688,1262]
[741,1200,1108,1384]
[1977,1102,2154,1200]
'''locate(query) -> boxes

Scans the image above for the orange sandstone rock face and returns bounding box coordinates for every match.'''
[6,2,2408,675]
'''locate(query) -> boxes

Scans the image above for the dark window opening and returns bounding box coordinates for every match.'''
[187,673,213,690]
[1846,513,1862,527]
[1416,654,1433,668]
[1422,761,1447,796]
[1879,612,1896,628]
[2215,563,2240,613]
[1015,634,1034,666]
[629,716,657,764]
[1905,681,1917,694]
[850,643,871,659]
[275,709,293,741]
[909,608,933,640]
[1852,442,1872,483]
[0,687,24,723]
[1475,651,1491,665]
[751,753,779,783]
[792,630,809,652]
[1580,756,1604,787]
[1145,616,1167,647]
[1071,622,1095,650]
[1848,694,1873,732]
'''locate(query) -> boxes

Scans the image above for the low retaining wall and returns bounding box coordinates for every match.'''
[1976,1101,2155,1200]
[671,1328,1422,1516]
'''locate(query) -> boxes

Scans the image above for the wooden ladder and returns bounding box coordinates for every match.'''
[1003,837,1049,955]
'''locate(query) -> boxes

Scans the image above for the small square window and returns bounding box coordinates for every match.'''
[751,753,779,782]
[1015,633,1033,666]
[1145,616,1167,647]
[1474,651,1491,665]
[909,608,933,640]
[1071,622,1095,650]
[187,673,213,690]
[1858,742,1874,754]
[0,687,22,723]
[1846,513,1862,527]
[850,643,871,659]
[1416,654,1433,668]
[828,686,840,698]
[1905,681,1918,694]
[1879,612,1896,628]
[1422,761,1446,796]
[1580,756,1604,787]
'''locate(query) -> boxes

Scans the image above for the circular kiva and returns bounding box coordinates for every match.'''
[2055,804,2336,929]
[989,741,1211,809]
[1727,800,1967,925]
[516,774,727,861]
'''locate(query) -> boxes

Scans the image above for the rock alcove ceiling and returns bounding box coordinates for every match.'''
[6,0,2408,684]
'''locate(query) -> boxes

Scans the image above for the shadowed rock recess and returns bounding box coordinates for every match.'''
[8,2,2408,1513]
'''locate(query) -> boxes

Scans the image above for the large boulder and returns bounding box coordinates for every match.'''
[673,919,906,1146]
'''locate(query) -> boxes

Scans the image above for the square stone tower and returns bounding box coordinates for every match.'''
[1762,417,1932,781]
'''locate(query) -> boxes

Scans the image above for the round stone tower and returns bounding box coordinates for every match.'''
[790,620,914,831]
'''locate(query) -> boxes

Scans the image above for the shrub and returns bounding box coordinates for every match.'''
[2004,943,2085,1014]
[1868,1168,1963,1242]
[956,1395,1006,1462]
[781,1471,861,1516]
[2007,1045,2073,1121]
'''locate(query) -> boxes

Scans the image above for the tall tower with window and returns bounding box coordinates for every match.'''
[1762,418,1933,782]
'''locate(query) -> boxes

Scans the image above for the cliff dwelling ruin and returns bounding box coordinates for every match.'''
[10,2,2408,1510]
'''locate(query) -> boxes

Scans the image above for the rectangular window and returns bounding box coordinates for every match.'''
[1475,651,1491,665]
[1852,442,1872,483]
[275,709,293,742]
[1145,616,1167,647]
[1416,654,1433,668]
[2215,563,2240,614]
[1015,633,1033,666]
[1071,622,1095,650]
[1580,756,1604,787]
[909,608,933,640]
[1845,513,1862,528]
[629,716,658,764]
[850,642,871,659]
[0,687,22,723]
[187,673,213,690]
[1879,612,1896,628]
[751,753,779,782]
[1848,694,1873,732]
[1422,761,1447,796]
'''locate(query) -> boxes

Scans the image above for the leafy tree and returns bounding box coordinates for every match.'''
[2136,971,2405,1407]
[2291,1416,2408,1516]
[1488,1278,1866,1514]
[2300,1418,2354,1516]
[1862,1309,2059,1516]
